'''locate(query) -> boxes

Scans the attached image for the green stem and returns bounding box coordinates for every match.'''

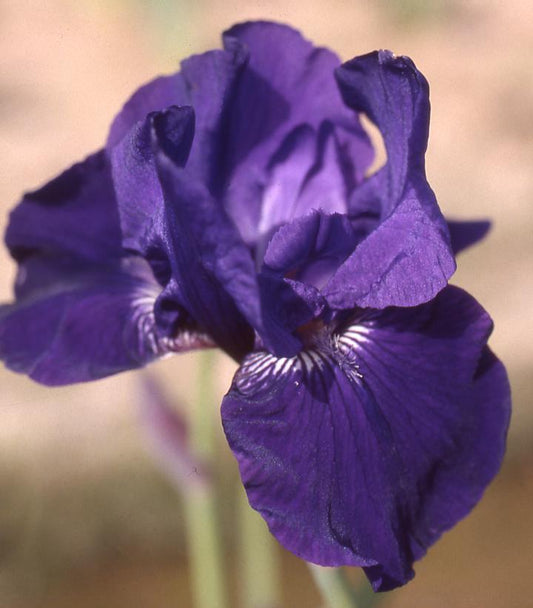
[310,565,384,608]
[238,485,281,608]
[310,566,359,608]
[183,350,228,608]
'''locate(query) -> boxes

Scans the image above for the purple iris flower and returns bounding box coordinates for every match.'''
[0,22,509,591]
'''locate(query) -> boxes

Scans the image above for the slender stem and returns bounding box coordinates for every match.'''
[238,485,281,608]
[184,489,227,608]
[310,566,384,608]
[310,566,359,608]
[190,349,218,459]
[183,350,228,608]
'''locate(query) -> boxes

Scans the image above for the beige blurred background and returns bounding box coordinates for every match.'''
[1,1,532,606]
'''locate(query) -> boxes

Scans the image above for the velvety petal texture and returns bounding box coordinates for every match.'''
[110,105,195,255]
[106,24,461,347]
[221,22,373,245]
[0,20,509,592]
[222,286,510,591]
[0,152,212,384]
[6,151,122,263]
[324,188,455,309]
[1,259,162,384]
[154,156,257,359]
[330,51,456,308]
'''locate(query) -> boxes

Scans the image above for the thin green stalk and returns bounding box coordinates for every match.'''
[184,350,228,608]
[238,485,281,608]
[310,565,384,608]
[352,576,384,608]
[310,565,359,608]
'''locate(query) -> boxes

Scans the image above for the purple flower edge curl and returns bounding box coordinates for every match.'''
[0,22,510,591]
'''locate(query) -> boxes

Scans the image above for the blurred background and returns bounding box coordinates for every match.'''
[1,1,532,606]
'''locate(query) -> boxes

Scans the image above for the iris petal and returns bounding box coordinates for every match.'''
[107,42,247,188]
[222,21,373,244]
[223,21,371,160]
[332,51,455,308]
[154,156,256,360]
[325,187,456,308]
[1,148,212,383]
[111,105,195,256]
[337,51,430,211]
[6,151,121,264]
[107,74,185,149]
[0,256,212,385]
[256,122,353,252]
[222,286,509,591]
[258,210,358,348]
[263,211,356,291]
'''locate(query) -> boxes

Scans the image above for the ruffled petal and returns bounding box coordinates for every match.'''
[6,151,121,264]
[113,101,308,359]
[255,125,317,246]
[178,45,248,190]
[222,21,373,244]
[257,273,326,344]
[263,211,356,291]
[336,51,430,212]
[110,105,195,255]
[154,156,256,359]
[324,186,455,309]
[254,123,353,252]
[223,21,370,151]
[108,73,185,148]
[108,22,374,251]
[108,42,248,193]
[1,144,215,384]
[294,122,355,217]
[394,346,510,561]
[0,256,212,385]
[222,286,509,591]
[333,51,455,308]
[156,151,304,359]
[111,104,255,356]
